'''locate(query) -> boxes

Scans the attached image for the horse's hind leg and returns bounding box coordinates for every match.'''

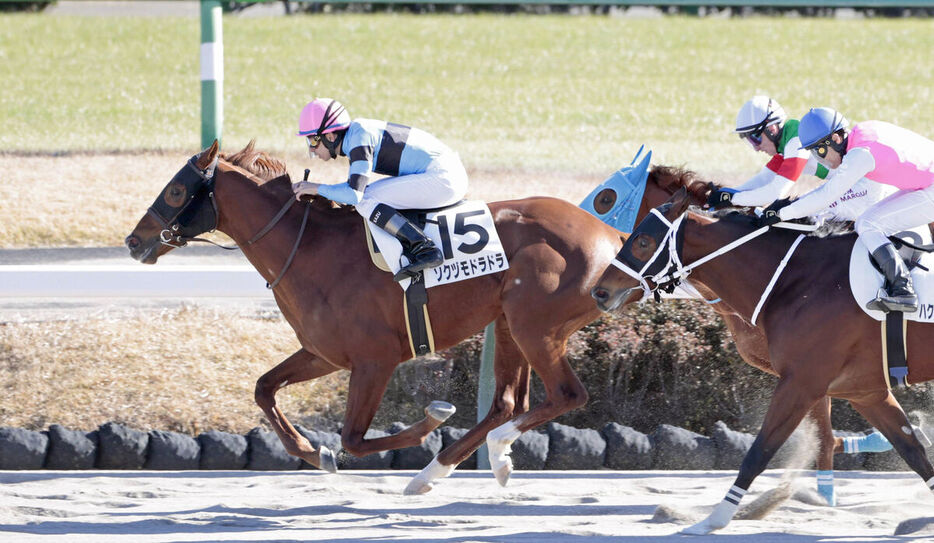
[405,316,527,495]
[339,360,456,459]
[486,334,588,486]
[808,397,838,505]
[850,391,934,484]
[255,349,342,471]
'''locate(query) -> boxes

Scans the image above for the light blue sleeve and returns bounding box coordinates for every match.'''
[318,182,362,206]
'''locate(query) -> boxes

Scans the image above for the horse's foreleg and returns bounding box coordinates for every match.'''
[255,349,341,471]
[683,376,822,535]
[406,317,526,495]
[850,391,934,487]
[808,396,837,506]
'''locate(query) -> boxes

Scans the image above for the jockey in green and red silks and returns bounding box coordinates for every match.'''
[292,98,468,281]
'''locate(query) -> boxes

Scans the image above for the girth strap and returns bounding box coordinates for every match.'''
[882,312,910,388]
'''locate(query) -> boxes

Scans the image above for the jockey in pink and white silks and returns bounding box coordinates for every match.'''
[710,96,892,222]
[292,98,468,281]
[769,107,934,313]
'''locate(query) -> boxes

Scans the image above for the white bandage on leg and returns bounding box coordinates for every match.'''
[682,486,745,535]
[488,420,521,445]
[723,485,747,507]
[404,457,456,495]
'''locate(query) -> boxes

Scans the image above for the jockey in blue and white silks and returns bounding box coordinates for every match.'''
[292,98,468,281]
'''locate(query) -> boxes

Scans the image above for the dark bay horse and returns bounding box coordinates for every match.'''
[638,167,858,504]
[591,188,934,534]
[125,141,621,493]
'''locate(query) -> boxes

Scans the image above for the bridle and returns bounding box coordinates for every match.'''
[146,155,311,289]
[611,208,816,304]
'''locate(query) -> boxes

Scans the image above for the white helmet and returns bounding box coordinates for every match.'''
[735,96,787,134]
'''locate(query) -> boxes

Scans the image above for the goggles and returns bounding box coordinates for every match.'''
[306,134,322,149]
[738,127,765,147]
[804,138,833,159]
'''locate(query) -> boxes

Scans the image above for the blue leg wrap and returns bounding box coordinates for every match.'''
[816,470,836,506]
[845,430,893,453]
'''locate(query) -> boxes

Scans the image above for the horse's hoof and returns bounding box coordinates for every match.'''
[426,401,456,422]
[680,521,714,536]
[403,479,433,495]
[492,458,513,487]
[319,446,338,474]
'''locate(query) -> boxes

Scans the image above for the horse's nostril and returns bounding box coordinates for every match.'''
[125,236,139,249]
[592,287,609,301]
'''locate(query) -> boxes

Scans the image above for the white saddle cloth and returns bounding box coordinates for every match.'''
[369,200,509,290]
[849,226,934,322]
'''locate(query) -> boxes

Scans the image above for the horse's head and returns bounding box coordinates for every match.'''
[591,187,692,312]
[125,140,221,264]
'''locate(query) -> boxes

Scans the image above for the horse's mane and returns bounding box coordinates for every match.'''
[220,140,288,182]
[649,165,710,202]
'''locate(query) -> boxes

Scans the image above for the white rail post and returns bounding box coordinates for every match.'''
[476,321,496,470]
[200,0,223,149]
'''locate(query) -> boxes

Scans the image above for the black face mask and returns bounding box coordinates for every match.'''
[147,155,218,241]
[616,203,684,280]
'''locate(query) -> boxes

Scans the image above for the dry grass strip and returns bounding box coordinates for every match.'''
[0,306,348,435]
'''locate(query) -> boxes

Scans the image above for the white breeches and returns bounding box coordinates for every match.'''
[355,154,468,275]
[354,154,468,219]
[856,183,934,252]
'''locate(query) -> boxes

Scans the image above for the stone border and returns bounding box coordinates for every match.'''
[0,421,897,471]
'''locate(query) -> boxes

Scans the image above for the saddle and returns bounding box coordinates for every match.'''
[849,227,934,323]
[365,203,461,274]
[364,200,510,358]
[849,226,934,388]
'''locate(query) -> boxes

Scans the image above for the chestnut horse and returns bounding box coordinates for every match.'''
[591,188,934,534]
[125,141,621,493]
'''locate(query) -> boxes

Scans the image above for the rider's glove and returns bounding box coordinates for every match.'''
[756,198,793,228]
[706,186,737,210]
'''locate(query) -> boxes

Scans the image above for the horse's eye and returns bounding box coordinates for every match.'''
[165,184,187,206]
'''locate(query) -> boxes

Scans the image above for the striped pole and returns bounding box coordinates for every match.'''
[200,0,223,149]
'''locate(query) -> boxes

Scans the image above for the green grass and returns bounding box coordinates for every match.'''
[1,14,934,174]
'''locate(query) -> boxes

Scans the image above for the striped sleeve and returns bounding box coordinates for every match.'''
[347,144,374,191]
[773,156,808,182]
[770,136,810,182]
[764,154,785,175]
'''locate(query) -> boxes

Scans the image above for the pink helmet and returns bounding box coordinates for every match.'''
[297,98,351,137]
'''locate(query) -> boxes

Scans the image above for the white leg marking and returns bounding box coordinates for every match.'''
[487,420,522,487]
[404,457,456,495]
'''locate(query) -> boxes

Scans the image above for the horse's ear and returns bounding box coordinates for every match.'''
[197,139,220,169]
[667,186,691,218]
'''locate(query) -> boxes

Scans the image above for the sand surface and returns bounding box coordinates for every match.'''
[2,469,934,542]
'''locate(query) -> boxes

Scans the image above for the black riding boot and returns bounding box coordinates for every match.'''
[867,243,919,313]
[369,204,443,281]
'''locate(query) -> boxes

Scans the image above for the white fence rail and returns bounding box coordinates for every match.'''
[0,265,272,298]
